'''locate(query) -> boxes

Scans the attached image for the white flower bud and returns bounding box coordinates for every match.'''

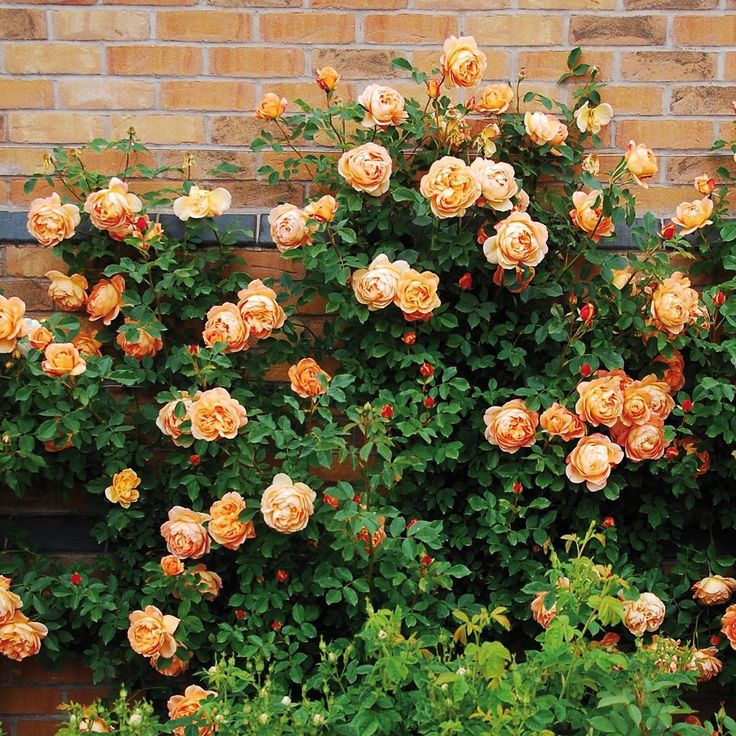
[259,713,269,724]
[281,696,291,706]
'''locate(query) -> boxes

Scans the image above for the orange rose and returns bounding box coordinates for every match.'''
[524,111,567,146]
[483,212,548,269]
[621,381,654,426]
[475,83,513,114]
[0,611,48,661]
[721,604,736,649]
[27,192,80,246]
[167,685,217,736]
[268,203,313,253]
[419,156,481,219]
[77,717,111,733]
[116,320,163,360]
[352,254,410,311]
[191,564,222,601]
[161,506,211,560]
[566,433,624,492]
[655,351,685,392]
[671,197,713,236]
[261,473,316,534]
[694,175,715,196]
[127,605,179,659]
[650,272,701,337]
[440,35,487,88]
[0,296,27,354]
[575,376,624,427]
[84,177,142,233]
[209,492,255,551]
[151,651,189,677]
[638,374,674,421]
[358,84,408,128]
[623,592,665,636]
[624,140,658,188]
[338,143,392,197]
[87,275,125,326]
[41,343,86,377]
[619,421,668,462]
[569,190,615,242]
[531,591,557,629]
[394,268,441,320]
[540,403,586,441]
[104,468,140,508]
[25,321,53,352]
[469,159,518,212]
[203,303,250,353]
[573,101,613,134]
[0,577,22,626]
[289,357,331,398]
[357,515,386,554]
[678,438,710,477]
[483,399,538,453]
[160,555,185,576]
[173,186,231,221]
[72,327,102,357]
[157,392,196,447]
[692,575,736,606]
[46,271,88,311]
[304,194,337,223]
[689,647,722,683]
[189,387,248,441]
[476,123,500,157]
[237,279,286,340]
[256,92,287,120]
[316,66,341,92]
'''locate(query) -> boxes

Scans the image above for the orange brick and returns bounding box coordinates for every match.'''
[517,50,614,81]
[627,0,715,5]
[0,147,50,176]
[107,45,202,76]
[161,81,255,111]
[8,113,105,144]
[666,155,732,185]
[671,87,736,115]
[157,10,251,41]
[674,15,736,45]
[210,47,304,77]
[0,80,53,109]
[64,686,111,704]
[569,15,666,45]
[602,85,663,115]
[104,0,195,4]
[467,16,564,46]
[5,43,101,74]
[312,48,406,79]
[210,115,267,147]
[615,120,714,150]
[519,0,614,6]
[0,114,6,143]
[6,659,94,684]
[51,9,149,40]
[159,149,256,179]
[260,12,354,43]
[0,9,46,39]
[207,0,299,4]
[110,114,205,144]
[634,186,698,213]
[414,0,508,6]
[364,14,458,44]
[225,180,305,208]
[59,79,156,110]
[620,51,717,82]
[5,248,68,278]
[0,686,63,714]
[718,121,736,140]
[16,719,63,736]
[312,0,405,6]
[725,53,736,81]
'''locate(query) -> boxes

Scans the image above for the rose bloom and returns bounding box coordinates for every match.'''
[566,433,624,492]
[168,685,217,736]
[620,421,668,462]
[540,402,586,441]
[72,327,103,357]
[160,555,185,576]
[42,343,87,377]
[483,212,549,270]
[689,647,723,683]
[475,83,513,114]
[352,253,410,310]
[358,84,408,128]
[26,321,53,352]
[190,387,248,441]
[531,591,557,629]
[655,351,685,392]
[84,177,142,232]
[116,320,163,360]
[151,651,189,677]
[127,605,179,659]
[440,35,487,88]
[394,268,441,320]
[160,506,212,560]
[316,66,341,92]
[512,189,530,213]
[650,272,701,337]
[357,516,386,554]
[46,270,88,311]
[0,295,27,354]
[261,473,316,534]
[192,564,222,601]
[78,717,111,733]
[569,190,615,242]
[470,159,518,212]
[338,142,392,197]
[694,175,715,196]
[671,197,713,236]
[692,575,736,606]
[624,140,658,188]
[575,376,624,427]
[0,612,48,661]
[623,592,666,637]
[721,604,736,649]
[611,267,637,291]
[524,111,567,146]
[483,399,538,453]
[256,92,287,120]
[237,279,286,340]
[304,195,337,223]
[203,303,250,353]
[574,101,613,134]
[209,491,256,551]
[678,438,710,477]
[420,156,481,219]
[268,203,313,253]
[87,275,125,326]
[156,392,196,447]
[638,374,674,421]
[0,577,22,626]
[104,468,141,508]
[621,381,655,426]
[27,192,80,246]
[289,357,331,398]
[173,185,232,221]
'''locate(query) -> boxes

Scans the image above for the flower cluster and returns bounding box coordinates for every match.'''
[0,576,48,662]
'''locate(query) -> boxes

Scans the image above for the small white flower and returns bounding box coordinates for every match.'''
[456,666,467,676]
[313,714,325,726]
[377,629,388,639]
[281,696,292,706]
[259,713,269,724]
[128,713,143,727]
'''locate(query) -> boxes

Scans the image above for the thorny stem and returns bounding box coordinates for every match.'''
[273,119,315,179]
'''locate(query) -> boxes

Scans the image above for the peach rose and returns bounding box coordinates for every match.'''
[190,387,248,441]
[173,186,232,221]
[256,92,287,120]
[78,718,111,733]
[167,685,217,736]
[127,605,179,659]
[72,327,102,357]
[574,101,613,134]
[475,83,513,114]
[191,564,222,601]
[151,651,189,677]
[394,268,441,320]
[620,421,668,462]
[419,156,481,219]
[0,296,27,354]
[476,123,500,158]
[638,374,674,421]
[316,66,341,92]
[209,491,256,551]
[483,399,538,453]
[671,197,713,236]
[338,143,392,197]
[26,321,53,352]
[470,159,518,212]
[623,592,665,636]
[46,271,88,311]
[621,381,655,426]
[689,647,722,683]
[483,212,549,270]
[160,555,185,576]
[268,203,313,253]
[203,303,250,353]
[104,468,141,508]
[87,275,125,326]
[352,253,410,311]
[116,320,163,360]
[440,35,487,88]
[624,140,658,188]
[84,177,142,233]
[569,190,615,242]
[304,195,338,223]
[531,591,557,629]
[237,279,286,340]
[436,112,472,150]
[156,392,196,447]
[0,577,22,626]
[358,84,408,128]
[721,604,736,649]
[261,473,316,534]
[0,612,48,661]
[289,357,331,398]
[540,403,586,441]
[694,175,715,196]
[566,433,624,492]
[161,506,211,560]
[575,376,624,428]
[41,343,86,377]
[692,575,736,606]
[678,438,710,477]
[27,192,80,246]
[655,351,685,392]
[650,272,701,337]
[524,111,567,146]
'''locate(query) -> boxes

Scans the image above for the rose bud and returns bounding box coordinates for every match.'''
[458,272,473,290]
[681,399,693,412]
[694,175,715,196]
[135,216,149,231]
[323,494,339,509]
[660,222,677,240]
[578,302,595,326]
[315,66,341,93]
[421,555,433,566]
[271,620,282,631]
[419,362,434,377]
[580,363,593,377]
[476,223,491,245]
[188,344,199,356]
[189,454,201,466]
[692,575,736,606]
[276,569,289,584]
[426,79,441,99]
[713,290,726,307]
[402,332,416,346]
[353,494,361,504]
[665,445,679,461]
[70,572,82,585]
[710,634,721,646]
[381,404,394,419]
[465,96,476,111]
[424,396,436,408]
[406,518,419,531]
[602,516,615,528]
[235,609,245,620]
[512,482,523,494]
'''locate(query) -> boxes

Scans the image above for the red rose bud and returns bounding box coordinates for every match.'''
[276,569,289,583]
[235,609,245,620]
[578,302,595,326]
[271,620,282,631]
[660,222,677,240]
[681,399,693,412]
[512,482,523,494]
[419,362,434,377]
[381,404,394,419]
[476,223,490,245]
[602,516,615,528]
[406,518,419,531]
[713,290,726,307]
[70,572,82,585]
[458,272,473,290]
[353,494,361,504]
[465,96,476,111]
[189,454,201,466]
[402,332,416,346]
[684,716,702,727]
[665,446,679,461]
[323,493,339,509]
[188,344,199,356]
[580,363,593,377]
[135,216,149,231]
[421,555,433,566]
[710,634,721,646]
[424,396,436,408]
